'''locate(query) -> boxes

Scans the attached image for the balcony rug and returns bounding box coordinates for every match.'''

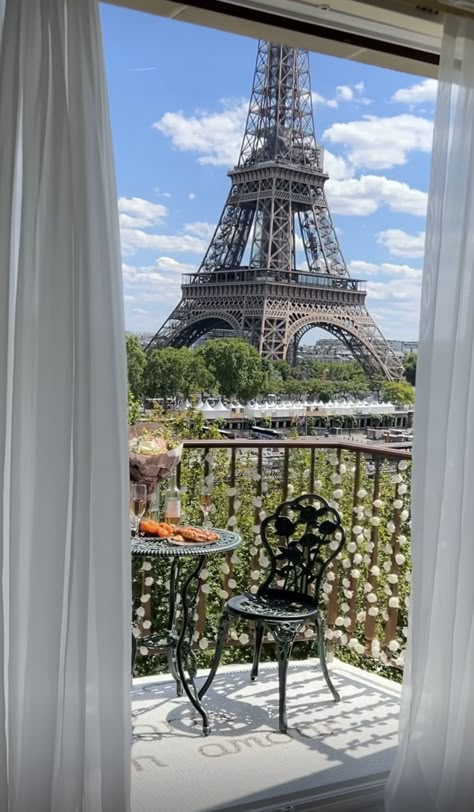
[131,659,400,812]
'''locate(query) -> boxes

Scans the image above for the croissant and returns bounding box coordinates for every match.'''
[139,519,174,537]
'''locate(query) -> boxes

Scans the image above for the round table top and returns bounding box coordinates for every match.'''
[130,527,241,558]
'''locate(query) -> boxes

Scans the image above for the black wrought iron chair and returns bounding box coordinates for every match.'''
[199,493,345,732]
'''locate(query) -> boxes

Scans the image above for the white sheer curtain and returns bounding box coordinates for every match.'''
[385,14,474,812]
[0,1,131,810]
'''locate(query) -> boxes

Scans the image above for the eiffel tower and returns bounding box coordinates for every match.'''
[148,42,403,380]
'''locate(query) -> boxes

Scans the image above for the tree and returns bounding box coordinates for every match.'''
[125,334,146,399]
[144,347,189,404]
[128,389,140,425]
[197,339,265,400]
[143,347,216,403]
[306,379,337,402]
[184,353,216,398]
[270,359,294,381]
[403,352,417,386]
[370,375,385,402]
[285,378,305,398]
[298,358,369,397]
[381,381,415,406]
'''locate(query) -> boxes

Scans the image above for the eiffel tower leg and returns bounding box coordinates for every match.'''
[291,335,298,366]
[259,301,290,361]
[288,306,403,380]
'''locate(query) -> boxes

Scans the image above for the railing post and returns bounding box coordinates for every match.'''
[364,459,382,652]
[223,447,237,599]
[384,478,403,656]
[196,450,211,639]
[347,452,362,637]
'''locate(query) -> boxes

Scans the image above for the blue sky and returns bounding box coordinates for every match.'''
[100,4,434,342]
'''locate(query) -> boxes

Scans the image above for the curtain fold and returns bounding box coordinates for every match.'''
[385,14,474,812]
[0,1,131,810]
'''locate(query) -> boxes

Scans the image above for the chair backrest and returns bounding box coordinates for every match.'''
[259,493,345,606]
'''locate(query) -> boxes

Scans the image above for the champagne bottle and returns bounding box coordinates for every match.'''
[164,468,181,525]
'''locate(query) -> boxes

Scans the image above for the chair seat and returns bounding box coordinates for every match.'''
[226,592,318,623]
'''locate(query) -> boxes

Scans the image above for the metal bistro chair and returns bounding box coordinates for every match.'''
[199,493,345,732]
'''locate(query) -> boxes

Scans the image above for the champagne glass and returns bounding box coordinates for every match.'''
[147,482,160,519]
[200,490,212,529]
[130,483,147,536]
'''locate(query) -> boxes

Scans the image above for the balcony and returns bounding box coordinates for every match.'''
[132,439,410,811]
[132,659,400,812]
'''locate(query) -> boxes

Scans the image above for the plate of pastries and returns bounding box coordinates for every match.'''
[138,519,219,545]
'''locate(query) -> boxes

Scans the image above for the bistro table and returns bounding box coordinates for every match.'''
[131,528,241,735]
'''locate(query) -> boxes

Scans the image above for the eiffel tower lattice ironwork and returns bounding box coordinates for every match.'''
[148,41,403,380]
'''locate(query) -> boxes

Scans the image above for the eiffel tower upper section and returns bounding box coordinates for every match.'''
[148,42,403,380]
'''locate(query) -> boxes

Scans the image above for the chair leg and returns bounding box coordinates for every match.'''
[250,622,264,681]
[198,611,231,700]
[316,616,340,702]
[273,624,297,734]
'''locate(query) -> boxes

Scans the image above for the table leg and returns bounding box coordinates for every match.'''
[175,556,211,735]
[166,558,184,696]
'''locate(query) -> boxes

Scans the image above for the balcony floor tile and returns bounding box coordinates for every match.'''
[131,658,400,812]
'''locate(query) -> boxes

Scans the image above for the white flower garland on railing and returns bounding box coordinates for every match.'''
[162,446,412,667]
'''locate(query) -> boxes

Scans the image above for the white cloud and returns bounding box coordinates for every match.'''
[377,228,426,258]
[154,187,172,198]
[367,278,421,300]
[188,192,197,200]
[119,213,150,230]
[347,259,422,338]
[154,89,369,169]
[122,262,183,298]
[323,114,433,169]
[337,85,353,102]
[369,300,420,339]
[118,197,208,257]
[154,98,248,166]
[349,260,422,281]
[118,196,167,228]
[183,221,216,239]
[154,256,196,274]
[312,92,337,109]
[325,174,427,217]
[323,150,354,180]
[391,78,437,105]
[120,227,207,255]
[312,82,371,109]
[122,260,184,330]
[367,278,422,337]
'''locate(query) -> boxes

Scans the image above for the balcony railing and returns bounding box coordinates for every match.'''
[132,439,411,674]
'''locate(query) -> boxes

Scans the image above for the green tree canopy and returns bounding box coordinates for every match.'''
[298,359,370,395]
[128,388,140,425]
[403,352,417,386]
[306,379,337,402]
[381,380,415,406]
[143,347,216,402]
[125,334,146,399]
[197,339,265,400]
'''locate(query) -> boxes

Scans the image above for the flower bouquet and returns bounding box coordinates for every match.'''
[128,423,183,506]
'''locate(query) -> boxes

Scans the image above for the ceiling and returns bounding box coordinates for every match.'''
[104,0,449,76]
